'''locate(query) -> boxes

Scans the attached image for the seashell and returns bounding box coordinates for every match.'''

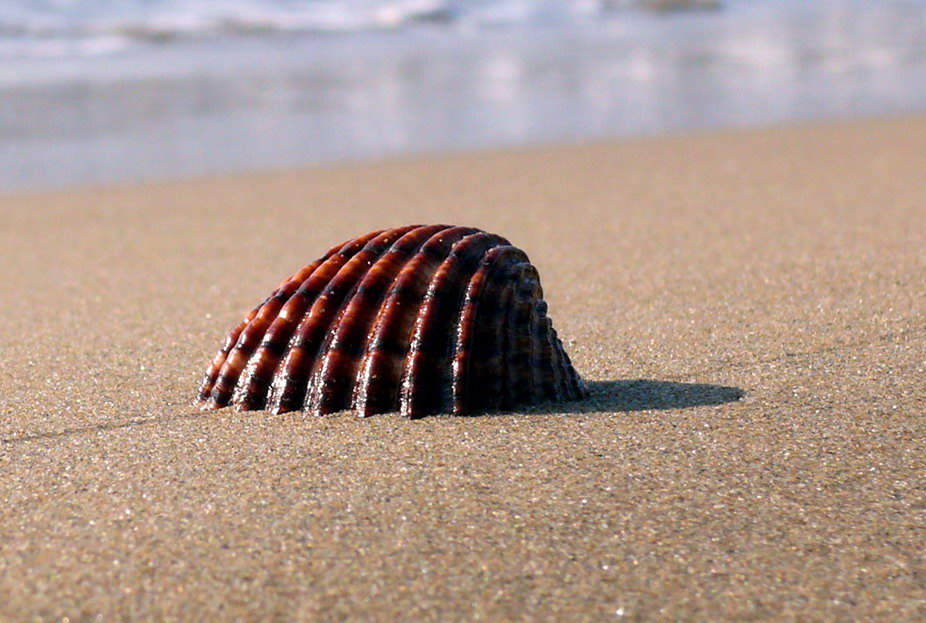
[197,225,588,418]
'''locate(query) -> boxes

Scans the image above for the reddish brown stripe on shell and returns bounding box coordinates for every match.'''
[267,225,421,414]
[200,242,345,408]
[352,226,482,417]
[229,229,384,411]
[197,311,253,403]
[198,224,586,417]
[305,225,452,415]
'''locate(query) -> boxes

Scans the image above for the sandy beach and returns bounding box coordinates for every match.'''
[0,116,923,620]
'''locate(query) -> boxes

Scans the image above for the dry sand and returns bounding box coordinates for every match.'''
[0,116,923,621]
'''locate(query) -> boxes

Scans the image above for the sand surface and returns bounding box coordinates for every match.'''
[1,117,923,621]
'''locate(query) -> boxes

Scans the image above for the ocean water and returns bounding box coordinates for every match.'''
[2,0,925,190]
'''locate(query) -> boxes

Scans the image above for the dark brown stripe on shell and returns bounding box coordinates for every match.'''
[506,264,541,406]
[449,246,529,414]
[530,302,559,401]
[548,326,574,400]
[398,232,510,418]
[485,267,521,411]
[526,301,544,403]
[304,225,451,415]
[352,226,482,417]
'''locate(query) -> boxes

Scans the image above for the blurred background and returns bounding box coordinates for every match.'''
[2,0,925,192]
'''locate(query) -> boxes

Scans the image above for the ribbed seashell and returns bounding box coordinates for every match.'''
[197,225,588,418]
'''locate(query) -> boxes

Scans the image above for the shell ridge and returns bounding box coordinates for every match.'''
[353,226,482,417]
[506,265,541,406]
[448,251,492,415]
[425,232,507,415]
[453,245,527,414]
[401,233,509,417]
[206,286,299,408]
[229,232,381,411]
[197,311,254,405]
[526,300,544,403]
[548,326,572,400]
[531,303,558,401]
[304,225,452,415]
[200,239,348,409]
[267,225,420,414]
[473,264,518,411]
[275,239,344,289]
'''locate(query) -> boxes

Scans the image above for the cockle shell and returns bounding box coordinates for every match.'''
[197,225,588,418]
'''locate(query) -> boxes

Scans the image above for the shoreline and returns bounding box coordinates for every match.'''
[4,111,924,200]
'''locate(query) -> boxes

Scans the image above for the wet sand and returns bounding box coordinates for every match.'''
[0,116,923,621]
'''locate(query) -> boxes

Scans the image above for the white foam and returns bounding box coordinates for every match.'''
[0,0,601,51]
[0,0,749,59]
